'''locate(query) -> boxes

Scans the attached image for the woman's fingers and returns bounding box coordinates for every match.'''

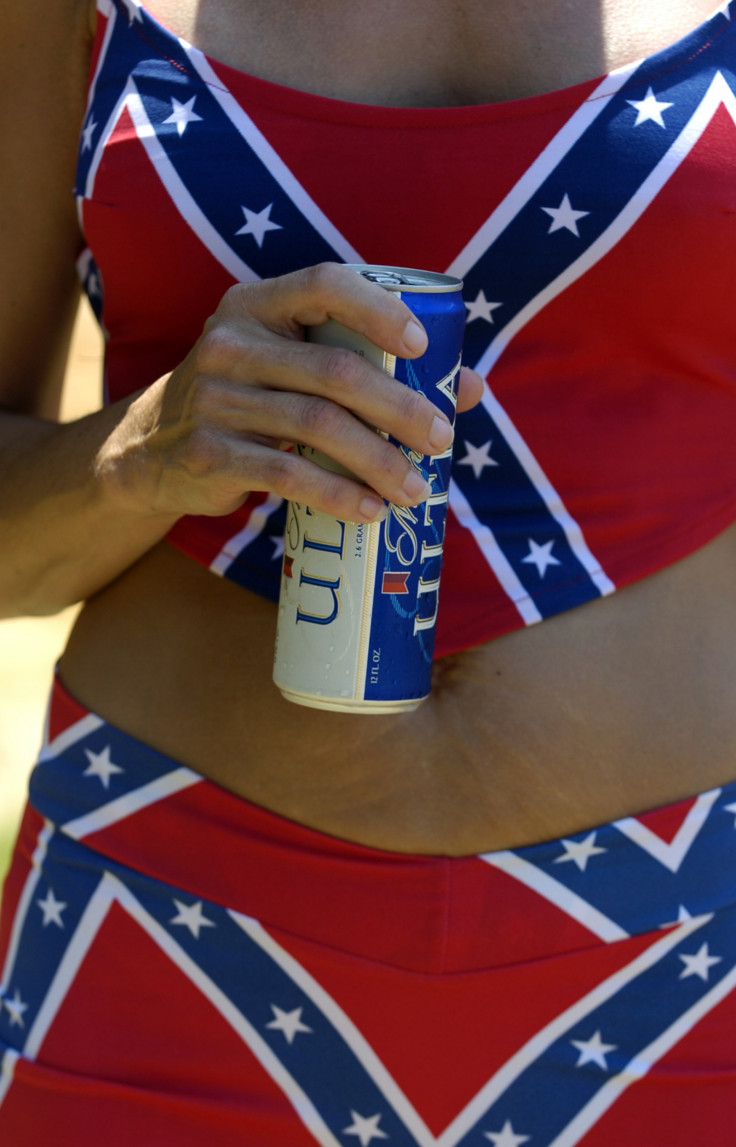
[120,264,485,524]
[456,366,485,413]
[219,263,484,417]
[210,440,411,525]
[219,263,430,358]
[192,378,433,504]
[195,323,454,458]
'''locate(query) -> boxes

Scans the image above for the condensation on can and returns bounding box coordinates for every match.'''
[272,265,465,714]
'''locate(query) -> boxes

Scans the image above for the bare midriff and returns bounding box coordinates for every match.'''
[59,520,736,855]
[58,0,735,856]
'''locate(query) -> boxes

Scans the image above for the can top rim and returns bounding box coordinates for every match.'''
[344,264,463,292]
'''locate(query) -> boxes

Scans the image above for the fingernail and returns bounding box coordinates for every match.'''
[428,414,454,452]
[359,496,389,522]
[402,319,428,356]
[402,468,432,502]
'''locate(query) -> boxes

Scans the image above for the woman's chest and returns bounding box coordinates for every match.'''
[142,0,719,105]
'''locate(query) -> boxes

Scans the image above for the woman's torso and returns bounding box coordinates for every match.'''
[60,0,736,854]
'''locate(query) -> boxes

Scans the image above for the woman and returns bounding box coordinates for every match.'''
[1,0,736,1141]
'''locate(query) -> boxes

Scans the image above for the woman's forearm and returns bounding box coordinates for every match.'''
[0,403,179,618]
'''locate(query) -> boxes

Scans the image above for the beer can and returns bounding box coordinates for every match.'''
[272,265,465,713]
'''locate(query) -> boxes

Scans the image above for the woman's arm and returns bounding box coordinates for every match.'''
[0,0,178,616]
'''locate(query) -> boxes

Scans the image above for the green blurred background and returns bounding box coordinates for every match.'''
[0,302,102,901]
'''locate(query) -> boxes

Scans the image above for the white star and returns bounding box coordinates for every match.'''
[87,272,102,298]
[626,87,674,128]
[521,538,562,578]
[679,942,723,982]
[235,203,283,247]
[484,1119,532,1146]
[343,1111,389,1146]
[37,888,67,928]
[83,745,124,789]
[270,534,285,562]
[265,1004,313,1044]
[554,831,607,872]
[659,905,693,929]
[163,96,204,137]
[170,899,216,939]
[121,0,144,23]
[571,1029,618,1070]
[457,439,499,479]
[465,290,503,324]
[2,988,29,1029]
[714,1,732,19]
[540,192,590,236]
[81,117,98,151]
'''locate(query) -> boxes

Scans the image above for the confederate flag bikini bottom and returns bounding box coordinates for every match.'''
[1,674,736,1145]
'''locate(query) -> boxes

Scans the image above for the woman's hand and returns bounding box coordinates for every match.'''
[0,263,483,616]
[99,263,484,524]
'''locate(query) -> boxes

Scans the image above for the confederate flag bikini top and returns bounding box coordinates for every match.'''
[76,0,736,655]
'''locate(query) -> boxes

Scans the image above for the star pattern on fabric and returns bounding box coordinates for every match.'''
[521,538,562,578]
[170,899,216,939]
[659,904,693,929]
[163,96,204,137]
[678,942,723,982]
[457,440,499,479]
[342,1111,389,1146]
[715,1,732,18]
[571,1029,618,1069]
[540,192,590,236]
[121,0,144,23]
[265,1004,313,1044]
[270,534,285,562]
[81,117,98,151]
[235,203,283,247]
[36,888,68,928]
[465,289,503,324]
[626,87,675,128]
[554,831,607,872]
[483,1119,532,1146]
[83,745,124,788]
[2,988,29,1029]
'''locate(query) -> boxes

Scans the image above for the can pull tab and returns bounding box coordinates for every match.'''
[361,271,406,286]
[353,266,462,290]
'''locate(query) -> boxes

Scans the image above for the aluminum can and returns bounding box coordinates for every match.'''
[273,265,464,713]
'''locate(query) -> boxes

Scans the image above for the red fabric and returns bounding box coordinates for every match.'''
[3,676,736,1143]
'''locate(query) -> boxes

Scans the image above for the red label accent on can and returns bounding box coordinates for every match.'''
[283,555,294,579]
[381,571,410,594]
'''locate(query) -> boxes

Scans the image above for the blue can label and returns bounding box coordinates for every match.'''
[273,267,464,712]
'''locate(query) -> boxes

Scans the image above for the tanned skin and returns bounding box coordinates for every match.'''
[1,0,733,854]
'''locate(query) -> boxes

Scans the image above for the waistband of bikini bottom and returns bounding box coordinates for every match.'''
[20,673,736,973]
